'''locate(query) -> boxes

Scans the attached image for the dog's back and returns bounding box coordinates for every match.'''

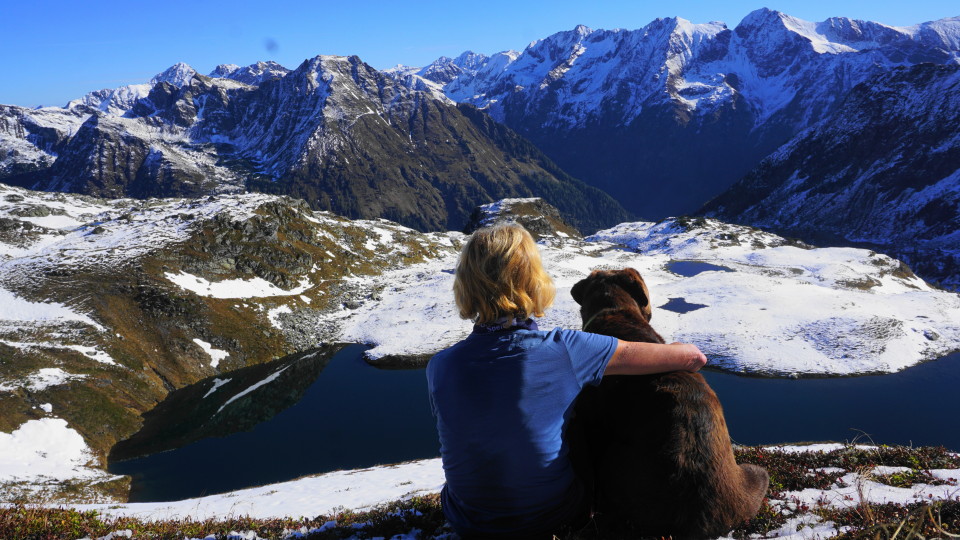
[571,269,768,539]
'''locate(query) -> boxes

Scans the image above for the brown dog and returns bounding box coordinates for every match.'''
[570,268,768,539]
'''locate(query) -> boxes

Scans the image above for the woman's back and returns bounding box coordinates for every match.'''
[427,324,616,536]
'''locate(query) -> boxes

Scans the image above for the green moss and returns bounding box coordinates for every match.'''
[0,394,36,433]
[42,383,142,459]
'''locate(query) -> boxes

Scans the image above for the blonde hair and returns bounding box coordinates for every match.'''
[454,223,556,324]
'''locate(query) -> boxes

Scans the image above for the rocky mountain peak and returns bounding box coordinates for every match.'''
[736,7,786,29]
[214,61,291,86]
[150,62,197,88]
[525,24,594,61]
[209,64,241,78]
[733,9,826,76]
[417,56,464,84]
[452,50,489,70]
[416,51,494,85]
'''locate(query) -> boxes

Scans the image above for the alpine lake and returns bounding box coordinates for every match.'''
[109,261,960,502]
[109,343,960,503]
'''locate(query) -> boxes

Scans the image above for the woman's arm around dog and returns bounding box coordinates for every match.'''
[605,341,707,376]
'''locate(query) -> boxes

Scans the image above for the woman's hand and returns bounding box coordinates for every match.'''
[605,340,707,376]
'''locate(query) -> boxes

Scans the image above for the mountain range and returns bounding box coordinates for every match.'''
[0,8,959,286]
[418,9,959,219]
[0,58,628,233]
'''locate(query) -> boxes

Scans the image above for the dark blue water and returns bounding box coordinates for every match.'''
[112,348,960,502]
[667,260,735,277]
[704,354,960,449]
[659,297,708,314]
[111,345,439,502]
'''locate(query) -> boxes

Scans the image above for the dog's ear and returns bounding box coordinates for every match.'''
[570,270,601,306]
[570,276,588,305]
[616,268,653,321]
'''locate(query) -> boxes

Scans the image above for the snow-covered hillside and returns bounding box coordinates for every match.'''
[0,184,461,502]
[322,216,960,376]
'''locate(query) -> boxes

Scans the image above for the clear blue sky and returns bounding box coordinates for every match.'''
[3,0,957,108]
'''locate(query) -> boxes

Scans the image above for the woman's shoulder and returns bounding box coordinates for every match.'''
[547,327,620,352]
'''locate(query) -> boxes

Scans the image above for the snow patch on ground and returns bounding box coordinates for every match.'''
[0,419,117,484]
[0,286,101,329]
[0,367,87,393]
[787,468,960,511]
[78,459,445,521]
[267,305,293,329]
[166,272,312,299]
[193,339,229,368]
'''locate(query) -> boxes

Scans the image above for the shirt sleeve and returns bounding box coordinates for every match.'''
[556,329,619,388]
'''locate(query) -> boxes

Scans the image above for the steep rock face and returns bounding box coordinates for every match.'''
[432,10,960,219]
[3,57,630,233]
[0,104,90,181]
[702,64,960,289]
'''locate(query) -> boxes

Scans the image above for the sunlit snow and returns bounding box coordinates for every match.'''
[0,419,117,484]
[193,339,230,368]
[0,367,87,393]
[165,272,313,299]
[328,219,960,376]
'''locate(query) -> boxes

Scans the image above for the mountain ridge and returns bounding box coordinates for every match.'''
[1,55,630,233]
[416,9,960,220]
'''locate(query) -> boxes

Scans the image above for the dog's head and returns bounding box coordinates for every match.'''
[570,267,653,322]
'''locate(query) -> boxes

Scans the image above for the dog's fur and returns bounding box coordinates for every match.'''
[570,268,768,539]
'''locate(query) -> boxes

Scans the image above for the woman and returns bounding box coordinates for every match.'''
[426,223,706,539]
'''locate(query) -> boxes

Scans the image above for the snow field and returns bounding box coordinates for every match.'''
[0,419,119,485]
[336,220,959,375]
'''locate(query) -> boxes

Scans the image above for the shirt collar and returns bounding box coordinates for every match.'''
[472,317,539,334]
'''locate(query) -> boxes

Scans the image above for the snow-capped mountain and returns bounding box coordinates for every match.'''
[0,57,629,232]
[64,62,199,115]
[420,9,960,220]
[702,63,960,289]
[208,60,290,85]
[415,51,491,84]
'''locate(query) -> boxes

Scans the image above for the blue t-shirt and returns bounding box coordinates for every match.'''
[426,326,618,536]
